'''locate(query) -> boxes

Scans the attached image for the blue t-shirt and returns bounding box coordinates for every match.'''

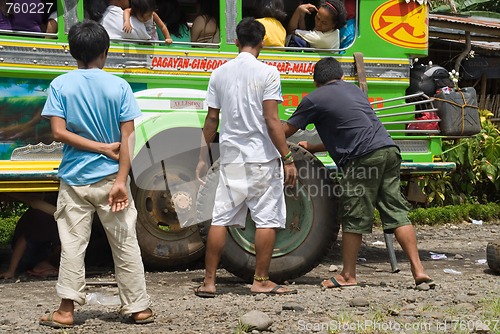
[42,69,142,185]
[287,80,395,167]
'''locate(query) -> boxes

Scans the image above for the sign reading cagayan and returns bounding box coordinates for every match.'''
[371,0,428,50]
[149,55,316,76]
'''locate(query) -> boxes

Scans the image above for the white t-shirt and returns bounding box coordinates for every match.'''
[206,52,283,164]
[100,5,150,40]
[295,29,340,49]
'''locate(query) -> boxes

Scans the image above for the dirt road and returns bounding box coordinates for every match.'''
[1,222,499,333]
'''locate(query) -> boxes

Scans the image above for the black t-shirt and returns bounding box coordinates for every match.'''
[287,80,395,167]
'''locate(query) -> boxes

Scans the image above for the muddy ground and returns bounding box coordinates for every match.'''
[0,221,499,334]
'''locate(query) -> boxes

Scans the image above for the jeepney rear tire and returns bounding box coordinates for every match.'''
[197,143,340,282]
[131,157,205,269]
[486,240,500,274]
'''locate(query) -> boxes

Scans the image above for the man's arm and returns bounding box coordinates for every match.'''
[263,100,297,186]
[108,120,135,212]
[283,122,299,138]
[196,107,220,182]
[283,121,326,153]
[50,116,120,160]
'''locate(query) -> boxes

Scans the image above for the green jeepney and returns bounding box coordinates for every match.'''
[0,0,454,280]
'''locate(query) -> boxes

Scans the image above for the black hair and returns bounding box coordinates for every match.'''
[322,0,347,29]
[236,17,265,48]
[257,0,286,23]
[198,0,219,27]
[156,0,189,39]
[84,0,108,22]
[130,0,156,17]
[68,20,109,66]
[313,57,343,85]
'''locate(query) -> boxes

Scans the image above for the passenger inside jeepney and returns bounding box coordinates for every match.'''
[286,0,347,49]
[190,0,219,44]
[100,0,154,41]
[123,0,173,44]
[255,0,287,47]
[156,0,190,43]
[0,0,54,33]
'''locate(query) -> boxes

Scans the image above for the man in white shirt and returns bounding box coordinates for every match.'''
[195,18,298,297]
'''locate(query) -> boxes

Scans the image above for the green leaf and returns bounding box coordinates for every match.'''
[481,162,497,183]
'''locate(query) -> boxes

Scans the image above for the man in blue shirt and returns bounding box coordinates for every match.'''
[39,20,153,328]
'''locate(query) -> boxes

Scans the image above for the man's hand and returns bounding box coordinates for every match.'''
[298,141,326,154]
[298,141,311,151]
[283,163,297,186]
[103,142,121,161]
[195,158,209,185]
[108,182,129,212]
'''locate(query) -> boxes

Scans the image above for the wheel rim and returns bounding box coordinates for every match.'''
[135,163,202,242]
[228,182,313,257]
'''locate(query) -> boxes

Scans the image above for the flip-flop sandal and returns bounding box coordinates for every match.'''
[131,308,155,324]
[416,279,436,290]
[194,285,216,298]
[320,277,358,290]
[39,311,73,329]
[252,284,298,295]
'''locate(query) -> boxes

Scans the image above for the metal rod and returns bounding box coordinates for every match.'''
[370,92,428,105]
[377,108,439,118]
[382,119,441,125]
[386,129,440,134]
[384,233,400,273]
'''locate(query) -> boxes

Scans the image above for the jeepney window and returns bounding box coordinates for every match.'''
[225,0,237,44]
[63,0,78,34]
[240,0,357,52]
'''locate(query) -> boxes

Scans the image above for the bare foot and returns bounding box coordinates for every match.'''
[414,275,434,286]
[31,260,57,273]
[0,271,15,279]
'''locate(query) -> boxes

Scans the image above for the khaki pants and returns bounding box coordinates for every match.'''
[55,175,151,315]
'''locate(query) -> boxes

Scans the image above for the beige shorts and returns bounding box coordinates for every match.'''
[212,159,285,229]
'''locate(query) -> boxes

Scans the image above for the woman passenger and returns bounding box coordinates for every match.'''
[255,0,287,47]
[287,0,347,49]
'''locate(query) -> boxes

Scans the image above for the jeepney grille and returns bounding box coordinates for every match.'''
[394,140,429,153]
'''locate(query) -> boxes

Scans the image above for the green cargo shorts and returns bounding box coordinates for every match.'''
[339,146,411,234]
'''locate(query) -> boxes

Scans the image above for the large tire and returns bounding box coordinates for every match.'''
[197,143,340,282]
[486,240,500,274]
[131,128,205,269]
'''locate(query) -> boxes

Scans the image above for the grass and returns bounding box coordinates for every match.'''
[233,319,249,334]
[480,296,500,334]
[0,216,19,246]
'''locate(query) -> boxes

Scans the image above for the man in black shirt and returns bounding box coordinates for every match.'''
[283,57,435,290]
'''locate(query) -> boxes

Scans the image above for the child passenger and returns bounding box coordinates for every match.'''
[287,0,347,49]
[123,0,172,44]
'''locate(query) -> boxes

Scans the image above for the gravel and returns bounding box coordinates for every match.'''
[1,222,499,333]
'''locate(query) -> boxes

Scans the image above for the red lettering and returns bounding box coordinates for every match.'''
[282,94,299,107]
